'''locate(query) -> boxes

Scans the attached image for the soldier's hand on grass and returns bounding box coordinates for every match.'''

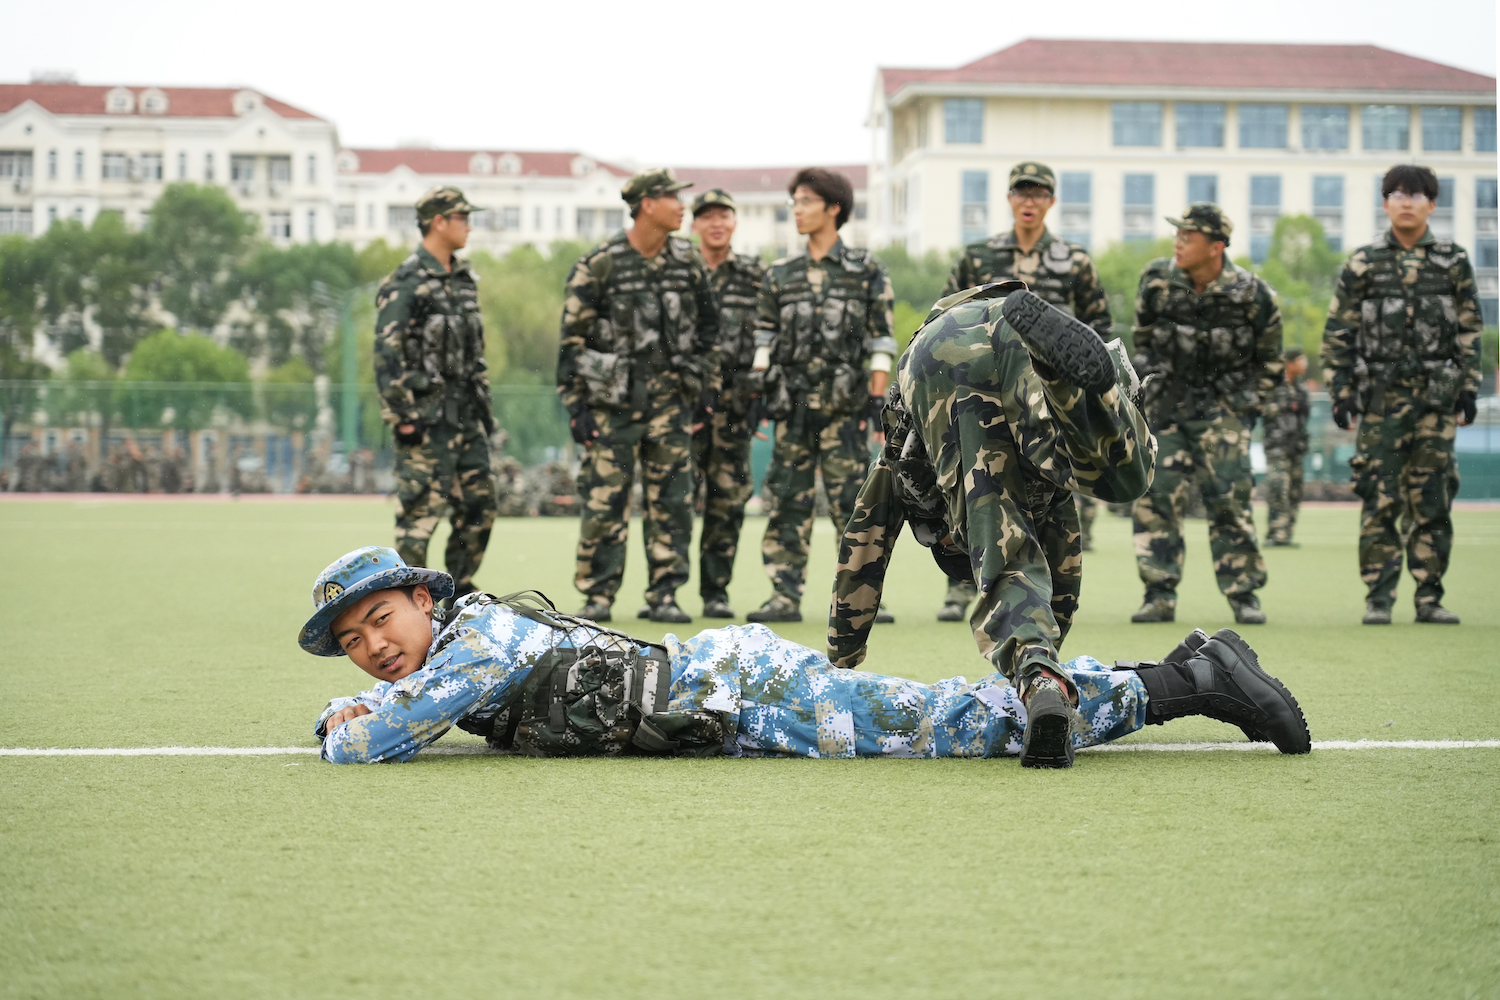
[325,704,372,731]
[1456,390,1477,427]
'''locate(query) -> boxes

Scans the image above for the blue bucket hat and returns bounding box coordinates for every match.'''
[298,546,454,657]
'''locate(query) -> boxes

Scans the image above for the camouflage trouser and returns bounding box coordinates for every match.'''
[1076,494,1098,547]
[691,408,754,602]
[1132,410,1266,605]
[940,493,1081,637]
[575,402,693,606]
[1264,450,1305,544]
[1350,391,1459,608]
[762,409,869,605]
[393,421,498,597]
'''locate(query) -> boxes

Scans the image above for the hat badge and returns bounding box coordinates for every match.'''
[321,580,344,605]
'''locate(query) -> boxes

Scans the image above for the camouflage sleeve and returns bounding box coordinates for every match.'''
[1450,248,1484,394]
[313,688,384,740]
[556,253,599,413]
[941,254,973,298]
[693,264,723,396]
[1072,253,1113,338]
[1130,268,1162,375]
[828,460,905,669]
[373,271,420,427]
[753,265,781,348]
[865,262,897,357]
[1320,259,1363,405]
[1250,280,1285,411]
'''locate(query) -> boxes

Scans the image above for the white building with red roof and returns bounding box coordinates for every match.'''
[0,75,339,241]
[870,39,1497,317]
[669,165,868,258]
[333,146,633,253]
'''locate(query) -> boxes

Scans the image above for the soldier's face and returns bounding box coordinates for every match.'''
[332,586,435,682]
[692,206,736,250]
[1173,229,1222,270]
[1383,189,1435,232]
[640,193,684,231]
[1007,184,1054,226]
[1286,355,1308,378]
[791,186,835,235]
[432,212,471,250]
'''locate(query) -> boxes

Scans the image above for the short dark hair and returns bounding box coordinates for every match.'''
[418,218,432,237]
[1382,164,1439,201]
[789,167,855,229]
[629,202,641,220]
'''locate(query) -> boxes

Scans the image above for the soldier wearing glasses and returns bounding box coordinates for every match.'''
[374,186,498,601]
[1321,164,1482,626]
[936,161,1111,624]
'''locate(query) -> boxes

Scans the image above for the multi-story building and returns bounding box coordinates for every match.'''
[868,40,1498,320]
[0,75,338,241]
[333,147,632,253]
[670,165,869,257]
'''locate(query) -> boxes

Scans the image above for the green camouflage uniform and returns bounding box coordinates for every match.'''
[1320,227,1482,610]
[942,225,1112,602]
[1131,258,1282,609]
[828,285,1155,687]
[557,231,719,608]
[1262,373,1310,544]
[749,239,896,607]
[692,252,766,604]
[375,242,497,597]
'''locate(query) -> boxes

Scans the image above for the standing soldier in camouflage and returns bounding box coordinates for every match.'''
[689,189,766,619]
[374,186,498,601]
[557,168,719,625]
[1131,203,1282,626]
[937,161,1113,622]
[1322,165,1481,626]
[744,167,897,624]
[1263,346,1310,546]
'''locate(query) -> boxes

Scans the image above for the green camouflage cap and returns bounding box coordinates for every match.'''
[1166,202,1233,245]
[691,188,738,216]
[415,185,478,222]
[621,167,692,206]
[1007,161,1056,192]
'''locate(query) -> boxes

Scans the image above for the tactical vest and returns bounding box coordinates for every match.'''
[1137,261,1268,419]
[1350,237,1469,410]
[445,591,726,758]
[710,255,764,397]
[393,255,487,423]
[761,248,879,418]
[575,234,709,411]
[967,237,1082,311]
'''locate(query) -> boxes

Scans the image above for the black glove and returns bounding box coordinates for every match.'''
[393,423,424,446]
[568,405,600,446]
[1456,390,1477,425]
[744,397,767,432]
[1332,398,1356,431]
[863,395,884,429]
[695,389,717,426]
[1242,410,1258,432]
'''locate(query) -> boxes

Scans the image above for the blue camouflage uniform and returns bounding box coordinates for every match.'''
[316,594,1148,763]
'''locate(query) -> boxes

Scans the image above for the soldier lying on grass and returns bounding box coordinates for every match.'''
[300,547,1310,768]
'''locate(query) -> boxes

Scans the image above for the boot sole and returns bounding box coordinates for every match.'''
[1000,289,1116,395]
[1210,629,1311,755]
[1020,688,1076,769]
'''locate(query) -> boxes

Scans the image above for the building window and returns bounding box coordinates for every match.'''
[1175,103,1224,147]
[1187,174,1217,204]
[365,204,374,229]
[1421,107,1462,152]
[576,208,597,237]
[101,152,127,180]
[47,205,57,226]
[533,206,542,230]
[306,210,316,241]
[1475,177,1497,324]
[204,152,214,181]
[267,211,291,239]
[267,156,291,191]
[960,170,988,244]
[555,206,563,231]
[1430,176,1455,240]
[0,207,35,234]
[47,149,57,180]
[336,204,356,228]
[177,151,187,180]
[854,203,867,221]
[1362,105,1410,150]
[138,153,162,181]
[0,151,33,191]
[74,149,84,180]
[1123,173,1154,242]
[1058,171,1091,249]
[774,205,788,223]
[1113,102,1162,146]
[1239,104,1288,148]
[944,99,984,144]
[1304,106,1348,150]
[388,205,417,231]
[1313,175,1345,252]
[1249,175,1281,263]
[603,209,623,231]
[499,206,521,231]
[1477,108,1497,153]
[306,155,316,184]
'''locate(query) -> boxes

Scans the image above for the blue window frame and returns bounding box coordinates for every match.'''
[1187,174,1217,204]
[1421,106,1462,152]
[1176,103,1225,147]
[1113,102,1162,146]
[961,170,989,244]
[1239,104,1288,148]
[1301,105,1349,150]
[944,99,984,145]
[1362,105,1410,151]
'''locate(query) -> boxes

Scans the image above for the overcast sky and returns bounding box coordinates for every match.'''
[5,0,1495,167]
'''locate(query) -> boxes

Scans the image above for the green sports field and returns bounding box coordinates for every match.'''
[2,498,1497,999]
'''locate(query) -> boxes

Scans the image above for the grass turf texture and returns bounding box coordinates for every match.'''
[2,499,1497,999]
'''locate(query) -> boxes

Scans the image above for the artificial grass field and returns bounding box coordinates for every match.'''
[2,498,1498,999]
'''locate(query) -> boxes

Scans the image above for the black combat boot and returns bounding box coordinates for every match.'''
[1117,628,1311,754]
[999,289,1117,395]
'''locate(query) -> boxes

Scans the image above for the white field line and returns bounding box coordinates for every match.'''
[0,739,1497,757]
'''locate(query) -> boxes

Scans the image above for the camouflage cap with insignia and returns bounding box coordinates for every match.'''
[415,185,478,222]
[1007,161,1056,193]
[621,167,692,206]
[297,545,453,657]
[691,188,737,216]
[1166,202,1234,245]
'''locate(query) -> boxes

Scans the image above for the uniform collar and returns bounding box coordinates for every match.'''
[806,238,848,263]
[415,244,461,276]
[992,227,1055,253]
[1379,226,1436,249]
[1170,259,1243,295]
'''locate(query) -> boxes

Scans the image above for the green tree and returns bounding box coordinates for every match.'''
[239,241,361,370]
[469,239,589,380]
[261,355,318,432]
[1093,238,1175,351]
[143,183,256,332]
[117,329,251,430]
[356,239,409,284]
[874,245,960,347]
[1253,215,1344,361]
[31,211,153,367]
